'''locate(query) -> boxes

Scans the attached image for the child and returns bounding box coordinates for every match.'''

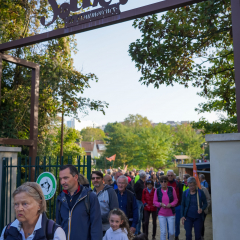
[103,208,134,240]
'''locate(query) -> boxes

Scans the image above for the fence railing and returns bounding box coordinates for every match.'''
[0,155,91,231]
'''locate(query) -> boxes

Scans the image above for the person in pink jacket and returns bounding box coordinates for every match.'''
[153,175,178,240]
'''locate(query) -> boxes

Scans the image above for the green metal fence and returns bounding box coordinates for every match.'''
[0,155,91,231]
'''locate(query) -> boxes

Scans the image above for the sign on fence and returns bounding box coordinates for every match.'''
[37,172,57,200]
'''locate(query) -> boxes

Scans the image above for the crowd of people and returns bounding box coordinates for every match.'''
[0,165,211,240]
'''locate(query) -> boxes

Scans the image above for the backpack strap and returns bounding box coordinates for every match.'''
[3,223,12,239]
[84,190,92,215]
[46,219,60,240]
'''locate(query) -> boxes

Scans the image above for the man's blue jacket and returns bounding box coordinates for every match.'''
[56,185,102,240]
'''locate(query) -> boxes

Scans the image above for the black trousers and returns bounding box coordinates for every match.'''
[201,212,207,237]
[143,210,157,237]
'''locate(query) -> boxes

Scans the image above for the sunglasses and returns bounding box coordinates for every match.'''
[160,180,167,183]
[91,177,101,180]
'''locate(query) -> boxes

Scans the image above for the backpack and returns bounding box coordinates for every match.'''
[58,189,92,218]
[4,213,59,240]
[203,181,211,194]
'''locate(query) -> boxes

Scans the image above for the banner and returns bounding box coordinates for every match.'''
[193,159,201,189]
[106,154,116,162]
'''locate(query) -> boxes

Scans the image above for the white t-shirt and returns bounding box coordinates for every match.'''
[103,227,128,240]
[0,214,66,240]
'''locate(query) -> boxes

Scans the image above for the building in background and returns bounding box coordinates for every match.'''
[66,118,75,128]
[178,162,211,186]
[80,140,106,158]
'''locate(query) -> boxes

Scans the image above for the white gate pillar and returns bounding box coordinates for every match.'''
[205,133,240,240]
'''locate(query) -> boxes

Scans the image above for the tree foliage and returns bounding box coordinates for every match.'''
[173,124,205,161]
[123,114,152,129]
[39,118,85,160]
[128,0,236,132]
[0,0,108,154]
[104,115,205,168]
[80,127,106,142]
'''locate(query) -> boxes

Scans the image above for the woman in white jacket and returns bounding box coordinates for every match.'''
[103,209,133,240]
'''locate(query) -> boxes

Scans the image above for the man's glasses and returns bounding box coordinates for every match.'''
[167,175,173,177]
[91,177,101,180]
[160,180,167,183]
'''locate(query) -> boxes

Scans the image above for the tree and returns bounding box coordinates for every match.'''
[80,127,106,142]
[104,123,137,167]
[131,123,174,168]
[124,114,152,129]
[39,118,85,161]
[128,0,236,133]
[172,124,205,161]
[0,0,108,155]
[104,122,119,134]
[104,121,174,168]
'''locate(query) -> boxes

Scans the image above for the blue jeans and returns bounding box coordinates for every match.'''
[167,205,181,238]
[184,216,203,240]
[159,215,175,240]
[135,200,144,234]
[175,205,181,237]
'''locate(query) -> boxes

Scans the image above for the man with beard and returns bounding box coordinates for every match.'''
[92,171,119,236]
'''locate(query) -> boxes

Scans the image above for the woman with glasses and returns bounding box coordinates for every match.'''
[153,176,178,240]
[141,179,157,240]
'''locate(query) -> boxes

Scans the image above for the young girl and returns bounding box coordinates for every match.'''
[103,208,134,240]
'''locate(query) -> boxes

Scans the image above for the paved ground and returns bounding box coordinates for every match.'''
[147,214,213,240]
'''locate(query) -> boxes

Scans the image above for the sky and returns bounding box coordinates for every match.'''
[64,0,222,127]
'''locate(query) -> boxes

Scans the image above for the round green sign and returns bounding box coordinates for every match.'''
[36,172,57,200]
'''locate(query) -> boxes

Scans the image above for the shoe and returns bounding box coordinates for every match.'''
[175,237,179,240]
[152,237,156,240]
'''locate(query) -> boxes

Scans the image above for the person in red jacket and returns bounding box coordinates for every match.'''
[141,179,157,240]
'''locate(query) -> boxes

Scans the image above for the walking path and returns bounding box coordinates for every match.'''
[148,214,213,240]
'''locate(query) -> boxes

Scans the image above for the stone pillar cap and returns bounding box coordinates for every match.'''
[0,146,22,152]
[206,133,240,142]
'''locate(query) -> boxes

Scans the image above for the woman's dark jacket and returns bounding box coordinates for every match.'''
[181,188,208,220]
[3,213,59,240]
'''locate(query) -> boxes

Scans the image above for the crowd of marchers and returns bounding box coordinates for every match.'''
[0,165,211,240]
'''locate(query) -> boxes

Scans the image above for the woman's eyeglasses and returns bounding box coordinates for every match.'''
[160,180,167,183]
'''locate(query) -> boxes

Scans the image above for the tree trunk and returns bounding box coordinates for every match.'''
[60,111,64,164]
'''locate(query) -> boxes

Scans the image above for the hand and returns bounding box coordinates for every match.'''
[145,204,148,206]
[181,217,186,225]
[198,209,203,214]
[130,227,136,234]
[161,203,166,208]
[166,203,172,208]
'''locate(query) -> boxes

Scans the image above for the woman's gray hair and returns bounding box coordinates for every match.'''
[187,177,197,185]
[117,175,128,184]
[13,182,46,213]
[167,170,174,175]
[78,174,89,185]
[139,170,147,179]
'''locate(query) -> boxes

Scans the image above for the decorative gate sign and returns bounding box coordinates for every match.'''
[36,172,57,200]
